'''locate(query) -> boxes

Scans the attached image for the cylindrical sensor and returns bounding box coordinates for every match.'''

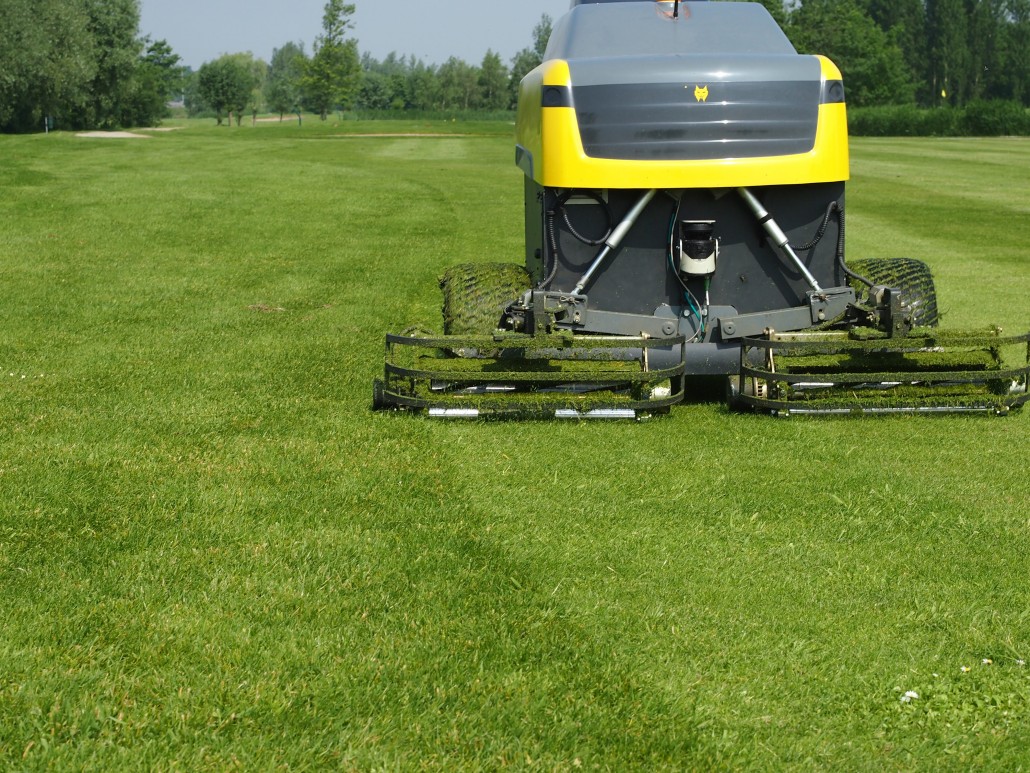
[678,220,718,276]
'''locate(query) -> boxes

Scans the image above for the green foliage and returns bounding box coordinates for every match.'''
[359,52,438,111]
[389,14,553,114]
[357,50,518,113]
[71,0,143,129]
[788,0,915,107]
[0,0,178,132]
[1003,0,1030,103]
[849,105,961,135]
[303,0,360,120]
[0,0,95,132]
[849,102,1030,135]
[806,0,1030,108]
[959,99,1030,134]
[113,38,185,127]
[753,0,789,25]
[926,0,970,105]
[857,0,928,98]
[357,70,393,110]
[265,42,308,119]
[182,68,209,118]
[436,57,480,111]
[197,55,257,125]
[5,0,1029,131]
[141,38,185,103]
[240,53,269,118]
[478,51,508,111]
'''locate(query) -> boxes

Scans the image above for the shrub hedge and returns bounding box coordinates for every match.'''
[848,101,1030,137]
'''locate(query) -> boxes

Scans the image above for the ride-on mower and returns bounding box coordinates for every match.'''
[374,0,1029,418]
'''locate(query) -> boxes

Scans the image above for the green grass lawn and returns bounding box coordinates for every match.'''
[1,120,1028,770]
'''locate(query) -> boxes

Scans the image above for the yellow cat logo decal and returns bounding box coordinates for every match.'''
[693,85,709,102]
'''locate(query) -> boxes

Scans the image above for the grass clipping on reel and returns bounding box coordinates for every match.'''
[772,327,1027,408]
[440,263,532,336]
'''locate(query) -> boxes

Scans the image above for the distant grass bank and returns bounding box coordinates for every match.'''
[0,125,1028,769]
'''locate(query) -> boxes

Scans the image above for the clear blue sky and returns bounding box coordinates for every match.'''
[138,0,568,69]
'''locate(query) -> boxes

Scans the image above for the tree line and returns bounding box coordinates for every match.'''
[187,0,361,124]
[173,0,1030,119]
[2,0,1028,134]
[778,0,1030,107]
[0,0,184,133]
[354,16,551,113]
[194,0,1030,119]
[185,11,551,122]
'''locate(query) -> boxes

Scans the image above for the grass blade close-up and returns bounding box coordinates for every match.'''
[1,121,1029,770]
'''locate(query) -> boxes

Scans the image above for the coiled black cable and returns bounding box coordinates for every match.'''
[789,200,873,289]
[539,190,613,289]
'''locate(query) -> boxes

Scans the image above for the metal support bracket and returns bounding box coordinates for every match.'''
[717,286,856,340]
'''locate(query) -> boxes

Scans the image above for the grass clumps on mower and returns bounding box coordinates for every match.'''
[440,263,531,336]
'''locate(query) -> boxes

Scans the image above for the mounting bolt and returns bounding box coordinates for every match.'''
[662,322,676,336]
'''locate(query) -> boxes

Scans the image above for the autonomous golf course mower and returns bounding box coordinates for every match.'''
[375,0,1029,418]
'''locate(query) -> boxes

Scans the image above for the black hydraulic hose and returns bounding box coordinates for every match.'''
[560,190,612,246]
[791,199,840,251]
[831,207,855,284]
[538,190,614,289]
[834,207,874,289]
[541,207,562,289]
[789,201,874,289]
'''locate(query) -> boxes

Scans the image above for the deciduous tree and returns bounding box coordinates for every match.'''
[1002,0,1030,103]
[74,0,142,128]
[121,37,182,126]
[197,55,255,125]
[266,42,307,120]
[508,14,552,109]
[478,50,509,111]
[1,0,177,132]
[438,57,480,110]
[857,0,928,99]
[926,0,971,105]
[0,0,95,131]
[788,0,915,107]
[303,0,361,119]
[142,38,185,102]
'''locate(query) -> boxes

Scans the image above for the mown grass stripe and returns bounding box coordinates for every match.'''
[0,121,1027,769]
